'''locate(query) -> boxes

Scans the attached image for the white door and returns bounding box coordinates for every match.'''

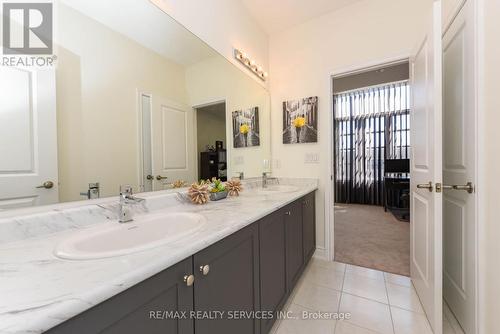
[442,1,476,333]
[0,68,58,210]
[151,97,196,190]
[410,1,443,333]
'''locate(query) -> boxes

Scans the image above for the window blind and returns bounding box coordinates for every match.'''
[334,81,410,205]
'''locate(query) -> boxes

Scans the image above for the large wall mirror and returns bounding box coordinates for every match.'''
[0,0,271,210]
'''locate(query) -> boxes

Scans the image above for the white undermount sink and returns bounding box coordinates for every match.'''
[54,212,206,260]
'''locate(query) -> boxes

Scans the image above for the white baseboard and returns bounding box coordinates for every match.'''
[312,247,328,260]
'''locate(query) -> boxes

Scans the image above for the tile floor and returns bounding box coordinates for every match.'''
[271,258,465,334]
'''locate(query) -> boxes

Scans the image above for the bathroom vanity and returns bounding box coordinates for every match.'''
[0,179,317,334]
[46,193,315,334]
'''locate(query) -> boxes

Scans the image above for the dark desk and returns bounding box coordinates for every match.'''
[384,173,410,221]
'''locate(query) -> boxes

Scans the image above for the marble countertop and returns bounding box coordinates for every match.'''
[0,178,317,334]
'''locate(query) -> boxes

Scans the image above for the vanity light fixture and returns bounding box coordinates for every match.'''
[234,48,268,81]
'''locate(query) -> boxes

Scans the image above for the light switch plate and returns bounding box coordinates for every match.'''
[273,159,281,169]
[305,153,319,164]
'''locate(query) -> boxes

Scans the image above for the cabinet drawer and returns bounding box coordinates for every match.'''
[47,258,194,334]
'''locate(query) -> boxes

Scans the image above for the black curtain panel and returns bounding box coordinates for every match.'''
[334,81,410,205]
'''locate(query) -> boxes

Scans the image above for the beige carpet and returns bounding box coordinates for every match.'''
[334,203,410,276]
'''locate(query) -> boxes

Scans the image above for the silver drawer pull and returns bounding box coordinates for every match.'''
[184,274,195,286]
[200,265,210,276]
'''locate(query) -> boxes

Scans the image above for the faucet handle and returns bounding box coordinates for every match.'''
[119,184,133,196]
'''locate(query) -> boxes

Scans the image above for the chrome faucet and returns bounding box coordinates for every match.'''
[80,182,100,199]
[262,172,276,188]
[118,185,145,223]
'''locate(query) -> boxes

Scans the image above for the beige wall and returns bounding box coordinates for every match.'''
[185,56,271,179]
[151,0,269,89]
[56,4,189,201]
[479,0,500,332]
[268,0,433,256]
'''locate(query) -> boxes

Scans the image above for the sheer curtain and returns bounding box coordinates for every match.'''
[334,81,410,205]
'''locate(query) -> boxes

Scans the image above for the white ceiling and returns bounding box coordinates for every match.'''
[61,0,217,66]
[240,0,364,34]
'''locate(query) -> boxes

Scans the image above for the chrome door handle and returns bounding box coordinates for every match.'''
[439,182,474,194]
[146,175,154,180]
[452,182,474,193]
[36,181,54,189]
[183,274,195,287]
[416,182,433,192]
[156,175,168,181]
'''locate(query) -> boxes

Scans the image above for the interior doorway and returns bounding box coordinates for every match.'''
[332,61,411,276]
[195,102,227,181]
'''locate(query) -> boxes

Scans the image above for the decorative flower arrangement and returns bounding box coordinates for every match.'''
[188,178,238,204]
[240,124,250,134]
[226,179,243,196]
[187,182,210,205]
[205,178,228,201]
[205,177,226,193]
[171,180,187,188]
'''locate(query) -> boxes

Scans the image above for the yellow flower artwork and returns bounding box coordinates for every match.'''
[283,96,318,144]
[293,117,306,128]
[240,124,250,134]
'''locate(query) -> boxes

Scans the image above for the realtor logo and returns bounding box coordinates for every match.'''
[2,2,53,55]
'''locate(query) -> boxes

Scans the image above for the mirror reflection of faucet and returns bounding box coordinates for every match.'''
[80,183,100,199]
[262,172,277,188]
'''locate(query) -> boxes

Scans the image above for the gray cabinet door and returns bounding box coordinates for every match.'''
[285,200,304,290]
[46,257,194,334]
[302,192,316,262]
[193,224,260,334]
[259,210,287,334]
